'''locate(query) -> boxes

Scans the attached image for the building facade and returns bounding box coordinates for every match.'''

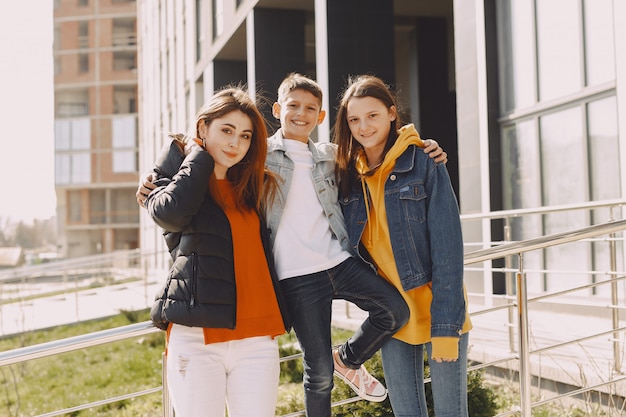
[54,0,140,258]
[136,0,626,301]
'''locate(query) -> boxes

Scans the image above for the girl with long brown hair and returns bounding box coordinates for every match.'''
[145,86,290,417]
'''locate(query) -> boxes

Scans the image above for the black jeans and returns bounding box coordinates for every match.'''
[280,257,409,417]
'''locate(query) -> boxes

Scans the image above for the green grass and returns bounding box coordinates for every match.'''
[0,310,165,417]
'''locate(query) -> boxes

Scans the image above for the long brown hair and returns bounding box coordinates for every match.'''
[332,75,402,198]
[178,86,277,212]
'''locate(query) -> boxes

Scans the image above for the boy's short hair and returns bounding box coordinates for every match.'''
[277,73,323,104]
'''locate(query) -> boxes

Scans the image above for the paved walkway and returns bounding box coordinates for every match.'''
[0,279,158,337]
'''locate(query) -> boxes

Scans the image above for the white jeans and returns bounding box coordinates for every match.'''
[166,325,280,417]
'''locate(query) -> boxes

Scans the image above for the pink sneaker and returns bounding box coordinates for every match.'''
[332,350,387,402]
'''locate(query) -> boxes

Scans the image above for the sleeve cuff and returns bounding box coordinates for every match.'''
[431,336,459,360]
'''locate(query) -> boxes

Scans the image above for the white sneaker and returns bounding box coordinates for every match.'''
[332,350,387,402]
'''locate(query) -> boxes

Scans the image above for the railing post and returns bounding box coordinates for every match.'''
[144,252,150,306]
[0,281,3,335]
[516,253,532,417]
[609,231,622,373]
[504,219,516,353]
[75,269,80,321]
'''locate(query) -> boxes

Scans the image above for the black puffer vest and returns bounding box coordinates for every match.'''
[146,139,290,331]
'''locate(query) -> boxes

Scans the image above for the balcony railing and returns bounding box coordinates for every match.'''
[1,200,625,416]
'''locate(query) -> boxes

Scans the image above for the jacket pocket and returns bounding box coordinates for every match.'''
[398,184,427,223]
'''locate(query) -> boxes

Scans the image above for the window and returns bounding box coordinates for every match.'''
[71,154,91,183]
[536,0,581,102]
[54,25,61,49]
[113,86,137,114]
[196,0,203,61]
[111,189,139,223]
[112,151,136,173]
[112,117,135,148]
[55,153,91,184]
[583,0,615,85]
[495,0,619,296]
[55,154,71,184]
[55,118,91,184]
[112,116,137,173]
[497,0,535,113]
[501,120,544,292]
[56,88,89,117]
[89,190,106,224]
[112,18,136,46]
[55,119,90,150]
[68,190,83,223]
[212,0,223,40]
[79,53,88,72]
[587,96,620,296]
[587,97,620,201]
[79,21,88,48]
[540,107,586,209]
[113,51,136,70]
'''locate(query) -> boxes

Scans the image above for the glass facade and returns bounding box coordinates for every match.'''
[497,0,620,293]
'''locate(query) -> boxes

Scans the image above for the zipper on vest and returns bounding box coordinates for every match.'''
[190,252,197,308]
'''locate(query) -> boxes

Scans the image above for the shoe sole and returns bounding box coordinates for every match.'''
[333,369,388,403]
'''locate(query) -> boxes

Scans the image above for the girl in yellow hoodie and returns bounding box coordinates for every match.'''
[333,75,472,417]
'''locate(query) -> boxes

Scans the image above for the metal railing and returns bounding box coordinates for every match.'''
[0,204,625,416]
[465,219,626,417]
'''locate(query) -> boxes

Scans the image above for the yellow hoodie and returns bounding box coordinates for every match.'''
[356,124,471,360]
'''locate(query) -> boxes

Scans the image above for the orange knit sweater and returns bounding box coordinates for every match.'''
[167,179,285,344]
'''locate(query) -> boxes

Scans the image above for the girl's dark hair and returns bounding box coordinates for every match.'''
[332,75,403,198]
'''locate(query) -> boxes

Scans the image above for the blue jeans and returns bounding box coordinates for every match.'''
[279,257,409,417]
[381,333,469,417]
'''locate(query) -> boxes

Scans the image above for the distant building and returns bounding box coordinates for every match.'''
[0,247,24,269]
[53,0,140,258]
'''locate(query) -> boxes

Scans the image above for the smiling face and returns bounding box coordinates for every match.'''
[346,96,397,165]
[272,88,326,143]
[198,109,253,179]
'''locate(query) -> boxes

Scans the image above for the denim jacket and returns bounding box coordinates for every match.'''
[340,145,466,337]
[264,130,352,254]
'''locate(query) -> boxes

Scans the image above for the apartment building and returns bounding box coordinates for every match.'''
[54,0,139,258]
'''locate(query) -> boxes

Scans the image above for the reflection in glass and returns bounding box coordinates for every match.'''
[584,0,615,86]
[540,106,585,208]
[540,106,590,291]
[501,121,543,293]
[536,0,581,101]
[497,0,536,113]
[588,96,619,202]
[587,96,621,296]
